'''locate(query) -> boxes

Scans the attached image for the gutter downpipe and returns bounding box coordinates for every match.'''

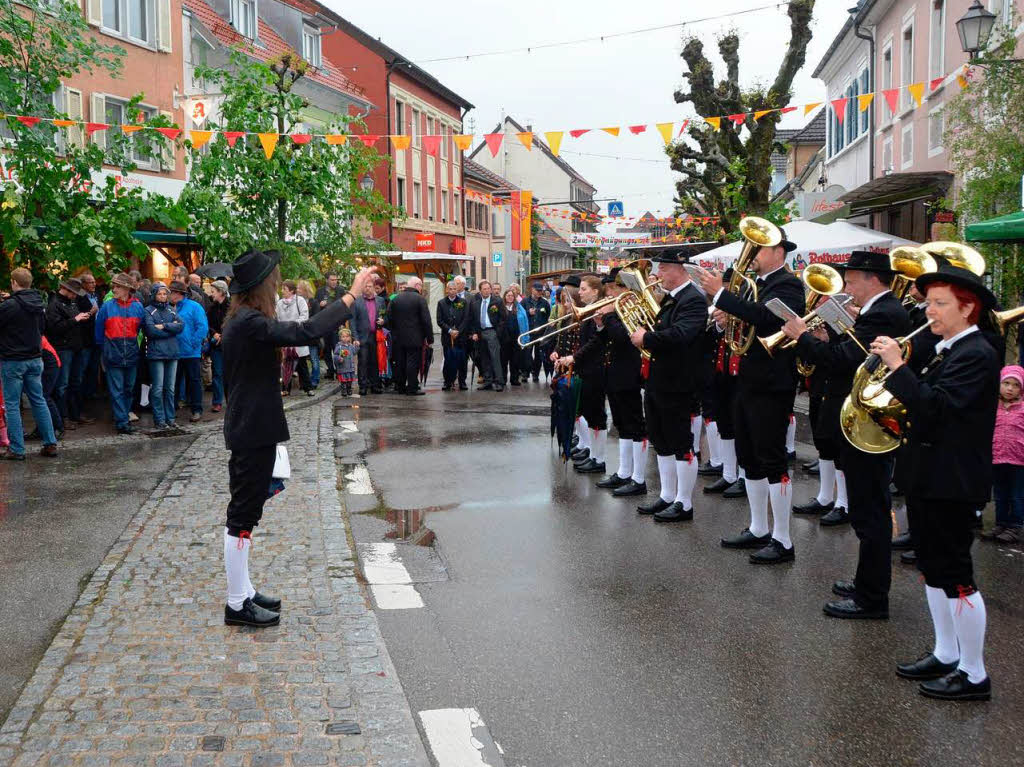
[853,7,875,182]
[385,59,399,245]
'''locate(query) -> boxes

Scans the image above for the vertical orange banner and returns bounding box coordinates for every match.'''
[510,191,522,251]
[520,190,532,252]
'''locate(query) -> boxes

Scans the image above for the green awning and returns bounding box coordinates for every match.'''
[965,211,1024,243]
[133,230,198,245]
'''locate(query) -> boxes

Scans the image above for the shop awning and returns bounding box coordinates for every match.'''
[839,172,953,215]
[132,230,199,245]
[965,211,1024,243]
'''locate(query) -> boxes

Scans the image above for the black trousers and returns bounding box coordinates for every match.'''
[814,395,844,463]
[358,335,381,392]
[528,343,545,378]
[645,389,691,459]
[734,387,794,482]
[392,344,422,393]
[226,445,277,535]
[840,441,894,609]
[908,497,978,598]
[500,338,520,384]
[713,375,737,439]
[283,356,311,393]
[607,389,645,440]
[807,393,823,451]
[578,375,608,430]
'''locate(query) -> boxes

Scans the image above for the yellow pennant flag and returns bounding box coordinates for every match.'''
[258,132,279,159]
[705,116,721,131]
[857,93,874,112]
[516,131,533,149]
[754,110,773,121]
[804,102,822,116]
[189,130,213,150]
[325,134,347,146]
[53,119,76,127]
[655,122,673,144]
[391,135,411,150]
[453,134,473,151]
[121,125,144,134]
[908,82,925,106]
[544,131,564,156]
[601,126,620,136]
[957,65,969,89]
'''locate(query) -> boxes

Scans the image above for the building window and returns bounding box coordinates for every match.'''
[411,109,419,147]
[881,45,893,119]
[454,193,460,225]
[441,190,448,222]
[427,185,435,221]
[929,0,945,81]
[396,178,406,214]
[860,68,870,134]
[104,98,158,167]
[302,23,321,67]
[882,135,894,173]
[928,106,944,155]
[103,0,153,43]
[901,123,914,169]
[901,23,915,112]
[394,101,404,135]
[413,181,421,217]
[845,78,859,145]
[230,0,256,39]
[989,0,1012,25]
[491,210,498,233]
[441,125,448,160]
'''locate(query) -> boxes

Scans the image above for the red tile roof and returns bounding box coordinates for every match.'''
[184,0,368,104]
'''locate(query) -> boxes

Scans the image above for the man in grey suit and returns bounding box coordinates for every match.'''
[350,281,388,395]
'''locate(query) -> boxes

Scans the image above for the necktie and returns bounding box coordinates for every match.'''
[481,300,488,329]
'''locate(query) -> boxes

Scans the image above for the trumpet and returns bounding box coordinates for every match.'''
[724,216,781,356]
[759,264,845,356]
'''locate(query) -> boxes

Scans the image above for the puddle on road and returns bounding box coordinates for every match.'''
[356,502,455,546]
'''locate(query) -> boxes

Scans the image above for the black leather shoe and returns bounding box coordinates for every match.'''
[832,580,856,598]
[571,435,579,448]
[749,539,795,564]
[654,502,693,523]
[613,480,647,497]
[794,499,833,515]
[494,385,504,392]
[477,384,494,391]
[457,384,468,391]
[407,390,426,396]
[252,591,281,612]
[574,458,606,474]
[570,447,590,461]
[919,670,991,701]
[900,550,918,564]
[703,477,732,494]
[807,462,820,476]
[638,498,672,516]
[697,461,722,477]
[896,652,960,681]
[721,528,771,549]
[892,532,914,550]
[823,598,888,619]
[225,598,280,627]
[819,507,849,526]
[722,478,747,499]
[801,458,819,471]
[596,474,629,489]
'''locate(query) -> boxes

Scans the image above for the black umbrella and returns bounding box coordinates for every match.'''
[196,262,234,280]
[550,370,581,462]
[419,340,434,386]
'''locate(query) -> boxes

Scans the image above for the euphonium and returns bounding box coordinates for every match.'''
[725,216,781,356]
[759,263,845,357]
[921,241,985,276]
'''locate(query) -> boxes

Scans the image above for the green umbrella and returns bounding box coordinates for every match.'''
[965,210,1024,243]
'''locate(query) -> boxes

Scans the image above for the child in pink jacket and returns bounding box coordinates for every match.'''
[983,365,1024,543]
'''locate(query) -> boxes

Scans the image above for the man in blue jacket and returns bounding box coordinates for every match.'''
[95,273,146,435]
[170,281,209,423]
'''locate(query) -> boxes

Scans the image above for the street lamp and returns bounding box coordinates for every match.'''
[359,174,374,193]
[956,0,997,60]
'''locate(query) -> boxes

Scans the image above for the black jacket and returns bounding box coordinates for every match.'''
[222,300,351,451]
[885,330,999,504]
[468,294,506,335]
[795,291,910,398]
[78,292,99,346]
[715,268,804,393]
[522,295,551,335]
[604,312,643,392]
[206,299,229,345]
[350,295,388,344]
[642,281,707,394]
[0,289,46,361]
[311,285,343,316]
[573,319,608,379]
[46,293,85,351]
[436,296,470,348]
[386,288,433,348]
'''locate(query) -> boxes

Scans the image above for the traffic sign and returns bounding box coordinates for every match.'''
[492,251,503,266]
[607,201,624,217]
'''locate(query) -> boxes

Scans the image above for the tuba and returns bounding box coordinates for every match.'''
[725,217,782,355]
[889,246,938,307]
[759,264,845,358]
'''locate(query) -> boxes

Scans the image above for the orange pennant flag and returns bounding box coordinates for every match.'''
[121,125,144,134]
[544,131,564,156]
[391,135,411,150]
[189,130,213,150]
[907,82,925,107]
[655,122,673,144]
[516,131,533,149]
[325,134,347,145]
[453,134,473,151]
[601,127,620,136]
[258,132,279,159]
[857,93,874,112]
[957,65,969,89]
[753,110,773,121]
[53,119,76,127]
[804,102,822,116]
[704,117,720,131]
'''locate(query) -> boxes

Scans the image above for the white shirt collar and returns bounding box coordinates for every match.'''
[935,324,979,354]
[757,264,786,282]
[859,289,891,315]
[668,280,692,298]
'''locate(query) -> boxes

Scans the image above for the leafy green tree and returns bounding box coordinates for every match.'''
[181,49,400,278]
[0,0,184,285]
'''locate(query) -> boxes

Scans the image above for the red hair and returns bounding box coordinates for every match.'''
[925,280,982,325]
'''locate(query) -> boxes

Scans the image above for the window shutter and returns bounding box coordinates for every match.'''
[90,93,106,149]
[67,88,84,149]
[158,0,172,52]
[86,0,102,26]
[160,110,176,171]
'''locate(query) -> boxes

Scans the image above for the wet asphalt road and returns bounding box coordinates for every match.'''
[340,378,1024,767]
[0,434,193,720]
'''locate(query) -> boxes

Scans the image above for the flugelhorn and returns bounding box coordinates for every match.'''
[759,264,845,356]
[724,217,781,356]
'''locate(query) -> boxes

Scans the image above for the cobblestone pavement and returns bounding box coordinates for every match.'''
[0,400,428,767]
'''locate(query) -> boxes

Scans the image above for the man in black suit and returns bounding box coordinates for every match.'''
[522,282,551,382]
[385,277,433,396]
[349,280,388,395]
[312,273,344,378]
[784,250,911,618]
[468,280,506,392]
[699,230,805,563]
[436,280,470,391]
[632,251,708,522]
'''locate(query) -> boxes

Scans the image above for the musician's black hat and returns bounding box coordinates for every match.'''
[601,267,622,285]
[916,262,996,309]
[558,274,581,288]
[837,250,895,275]
[651,248,690,264]
[778,226,798,253]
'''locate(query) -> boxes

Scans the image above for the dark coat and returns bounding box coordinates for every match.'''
[468,293,506,335]
[206,299,229,343]
[715,268,804,393]
[522,295,551,335]
[884,330,999,505]
[0,289,46,361]
[573,318,608,378]
[795,291,910,398]
[642,281,707,394]
[45,293,85,351]
[77,292,99,346]
[143,301,184,360]
[311,284,343,316]
[436,296,470,348]
[386,288,433,349]
[603,312,642,392]
[222,300,351,451]
[350,295,388,344]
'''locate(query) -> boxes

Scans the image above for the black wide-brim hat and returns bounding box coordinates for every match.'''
[230,249,282,294]
[59,278,85,296]
[651,249,690,264]
[778,226,797,253]
[837,249,895,275]
[601,267,622,285]
[916,263,996,309]
[558,274,581,288]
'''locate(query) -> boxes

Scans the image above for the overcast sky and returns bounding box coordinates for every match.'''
[324,0,852,225]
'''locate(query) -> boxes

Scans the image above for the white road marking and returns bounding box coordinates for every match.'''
[370,584,425,609]
[361,542,423,610]
[418,708,504,767]
[344,465,373,494]
[338,420,358,432]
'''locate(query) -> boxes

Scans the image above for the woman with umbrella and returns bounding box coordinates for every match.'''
[220,249,373,627]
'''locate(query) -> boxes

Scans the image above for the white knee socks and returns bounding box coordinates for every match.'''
[591,429,607,464]
[224,528,251,610]
[721,439,738,483]
[926,585,959,664]
[769,480,793,549]
[835,470,848,509]
[746,478,770,538]
[785,414,795,454]
[691,414,703,458]
[631,441,648,484]
[893,501,909,536]
[706,421,722,467]
[816,459,836,506]
[656,454,677,503]
[577,418,591,451]
[951,590,988,683]
[675,454,698,508]
[617,438,633,480]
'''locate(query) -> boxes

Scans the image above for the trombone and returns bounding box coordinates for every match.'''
[517,293,618,348]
